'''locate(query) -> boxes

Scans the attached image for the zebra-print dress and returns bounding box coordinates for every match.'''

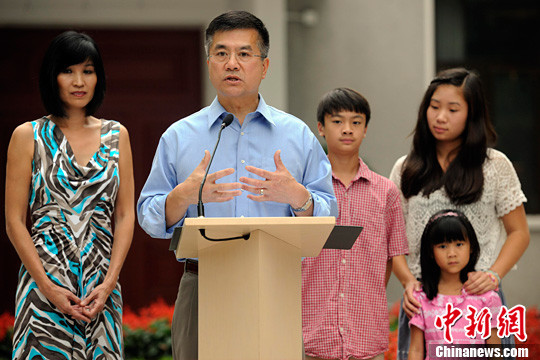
[12,117,124,359]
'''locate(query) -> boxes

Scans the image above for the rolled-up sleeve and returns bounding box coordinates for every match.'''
[137,133,184,239]
[294,129,338,218]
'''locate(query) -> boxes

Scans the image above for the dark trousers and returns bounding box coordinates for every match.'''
[171,266,198,360]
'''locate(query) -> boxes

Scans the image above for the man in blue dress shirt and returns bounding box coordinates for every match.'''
[137,10,337,359]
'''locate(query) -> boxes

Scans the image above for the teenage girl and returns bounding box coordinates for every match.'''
[408,210,501,360]
[390,68,529,359]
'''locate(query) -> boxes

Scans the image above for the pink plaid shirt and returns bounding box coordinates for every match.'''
[302,158,408,360]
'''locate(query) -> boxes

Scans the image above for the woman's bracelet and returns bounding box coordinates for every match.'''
[486,269,501,287]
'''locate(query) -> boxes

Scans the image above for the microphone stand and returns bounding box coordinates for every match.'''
[197,114,250,242]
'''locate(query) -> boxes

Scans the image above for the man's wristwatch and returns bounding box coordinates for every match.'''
[292,192,313,212]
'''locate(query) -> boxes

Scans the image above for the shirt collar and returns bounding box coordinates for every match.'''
[206,94,275,129]
[332,157,374,184]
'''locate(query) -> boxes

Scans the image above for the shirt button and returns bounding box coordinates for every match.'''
[339,293,344,298]
[340,327,345,333]
[241,160,245,164]
[241,132,245,136]
[342,259,346,264]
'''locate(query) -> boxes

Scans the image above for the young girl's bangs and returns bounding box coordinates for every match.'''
[428,217,468,245]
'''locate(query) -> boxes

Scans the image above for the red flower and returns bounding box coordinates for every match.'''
[389,301,401,320]
[123,298,174,330]
[0,312,15,341]
[385,329,398,360]
[515,306,540,360]
[139,298,174,325]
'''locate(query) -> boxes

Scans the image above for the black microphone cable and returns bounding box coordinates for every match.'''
[196,113,250,242]
[197,113,233,217]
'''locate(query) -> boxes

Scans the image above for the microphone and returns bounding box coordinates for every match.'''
[197,113,234,217]
[196,113,250,242]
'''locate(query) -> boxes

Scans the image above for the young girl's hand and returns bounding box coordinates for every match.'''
[403,280,422,318]
[464,271,498,295]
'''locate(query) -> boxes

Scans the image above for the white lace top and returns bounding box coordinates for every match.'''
[389,148,526,279]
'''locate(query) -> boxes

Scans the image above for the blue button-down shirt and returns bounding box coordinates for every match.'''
[137,95,337,239]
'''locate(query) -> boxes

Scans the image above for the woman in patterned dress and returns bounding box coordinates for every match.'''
[5,31,134,359]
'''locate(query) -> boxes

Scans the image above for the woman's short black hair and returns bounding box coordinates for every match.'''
[316,87,371,126]
[39,30,106,117]
[420,209,481,300]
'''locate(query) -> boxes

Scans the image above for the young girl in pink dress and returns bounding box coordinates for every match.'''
[408,210,501,360]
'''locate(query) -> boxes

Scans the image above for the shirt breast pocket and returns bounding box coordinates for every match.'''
[352,208,386,252]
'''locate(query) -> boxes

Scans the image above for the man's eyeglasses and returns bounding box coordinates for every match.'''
[208,51,265,63]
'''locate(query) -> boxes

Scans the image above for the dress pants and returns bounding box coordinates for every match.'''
[171,271,198,360]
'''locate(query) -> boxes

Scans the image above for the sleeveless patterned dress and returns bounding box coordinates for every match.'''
[12,117,124,359]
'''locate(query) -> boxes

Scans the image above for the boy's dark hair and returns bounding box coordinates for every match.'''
[205,10,270,59]
[316,87,371,125]
[39,30,106,118]
[400,68,497,205]
[420,209,480,300]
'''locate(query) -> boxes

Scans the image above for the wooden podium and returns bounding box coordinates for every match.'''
[172,216,336,360]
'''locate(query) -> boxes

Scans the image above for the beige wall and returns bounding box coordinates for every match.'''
[0,0,228,27]
[288,0,434,176]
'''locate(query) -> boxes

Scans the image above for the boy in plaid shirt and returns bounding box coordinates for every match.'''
[302,88,416,360]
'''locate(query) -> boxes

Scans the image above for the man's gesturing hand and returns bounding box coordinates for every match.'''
[165,150,242,226]
[239,150,310,209]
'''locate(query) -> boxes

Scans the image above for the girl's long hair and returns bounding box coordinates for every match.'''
[401,68,497,205]
[420,209,480,300]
